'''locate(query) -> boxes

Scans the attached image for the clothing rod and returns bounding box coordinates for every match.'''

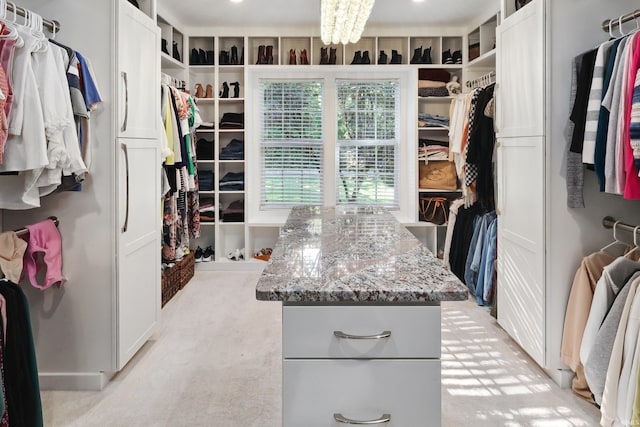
[602,216,639,234]
[14,216,59,237]
[602,9,640,33]
[466,71,495,88]
[6,2,60,33]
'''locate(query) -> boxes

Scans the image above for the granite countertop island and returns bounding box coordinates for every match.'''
[256,206,468,303]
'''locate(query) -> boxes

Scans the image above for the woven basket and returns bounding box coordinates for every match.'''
[178,251,195,289]
[161,264,180,307]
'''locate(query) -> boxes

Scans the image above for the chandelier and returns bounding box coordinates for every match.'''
[321,0,375,45]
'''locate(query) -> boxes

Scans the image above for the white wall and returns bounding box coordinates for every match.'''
[546,0,640,370]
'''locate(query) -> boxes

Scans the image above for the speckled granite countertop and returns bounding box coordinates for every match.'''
[255,206,468,303]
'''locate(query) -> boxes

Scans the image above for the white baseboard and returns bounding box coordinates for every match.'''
[39,371,116,391]
[544,368,573,389]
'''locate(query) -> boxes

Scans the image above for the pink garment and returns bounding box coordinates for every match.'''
[20,219,64,290]
[624,33,640,199]
[0,25,15,164]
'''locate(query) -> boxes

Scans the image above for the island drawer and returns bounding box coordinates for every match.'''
[283,359,440,427]
[283,305,440,359]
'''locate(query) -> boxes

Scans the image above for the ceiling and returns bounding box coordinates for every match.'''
[159,0,496,29]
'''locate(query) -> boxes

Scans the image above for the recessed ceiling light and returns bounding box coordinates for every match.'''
[413,0,425,2]
[230,0,242,3]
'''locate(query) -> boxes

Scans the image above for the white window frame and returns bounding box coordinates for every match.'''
[247,67,417,225]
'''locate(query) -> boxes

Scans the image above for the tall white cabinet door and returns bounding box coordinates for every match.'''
[117,0,159,139]
[496,0,545,138]
[496,136,545,366]
[117,138,161,369]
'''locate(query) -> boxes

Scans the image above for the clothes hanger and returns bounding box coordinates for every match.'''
[0,0,18,40]
[601,221,628,254]
[623,225,640,259]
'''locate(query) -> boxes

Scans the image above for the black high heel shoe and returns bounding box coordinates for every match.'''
[161,39,169,55]
[320,47,328,65]
[230,82,240,98]
[220,82,229,98]
[361,51,371,64]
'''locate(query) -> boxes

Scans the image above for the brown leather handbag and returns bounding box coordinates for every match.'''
[419,161,458,191]
[419,196,450,225]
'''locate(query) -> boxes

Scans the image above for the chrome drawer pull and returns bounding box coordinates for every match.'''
[333,330,391,340]
[334,413,391,424]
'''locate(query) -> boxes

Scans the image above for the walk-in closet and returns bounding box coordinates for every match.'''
[0,0,638,425]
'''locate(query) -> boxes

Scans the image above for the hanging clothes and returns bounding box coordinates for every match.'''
[160,84,201,262]
[568,29,640,204]
[0,280,44,427]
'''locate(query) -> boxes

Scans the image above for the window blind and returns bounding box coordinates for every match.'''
[336,80,400,207]
[259,80,324,208]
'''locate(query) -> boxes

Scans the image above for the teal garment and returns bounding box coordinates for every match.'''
[19,289,43,427]
[595,38,622,191]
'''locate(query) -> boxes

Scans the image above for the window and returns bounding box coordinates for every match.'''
[259,80,323,208]
[336,80,400,207]
[251,70,412,222]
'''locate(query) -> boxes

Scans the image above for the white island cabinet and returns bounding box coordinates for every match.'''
[256,206,468,426]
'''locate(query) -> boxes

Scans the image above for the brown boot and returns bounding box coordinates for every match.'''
[205,84,213,98]
[289,48,296,65]
[194,83,204,98]
[300,49,309,65]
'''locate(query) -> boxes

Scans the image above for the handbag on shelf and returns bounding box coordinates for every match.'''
[419,161,458,191]
[419,196,450,225]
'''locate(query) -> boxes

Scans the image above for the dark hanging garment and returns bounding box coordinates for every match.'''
[449,204,482,282]
[0,281,43,427]
[466,84,496,210]
[569,48,599,154]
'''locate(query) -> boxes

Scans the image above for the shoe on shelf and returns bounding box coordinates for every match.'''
[378,50,388,65]
[361,51,371,64]
[194,246,204,263]
[190,48,200,65]
[390,49,402,64]
[289,48,296,65]
[410,46,422,64]
[329,47,337,64]
[421,46,432,64]
[320,47,328,64]
[452,50,462,64]
[202,246,214,262]
[230,82,240,98]
[220,82,230,98]
[161,38,169,55]
[172,41,181,61]
[205,84,213,98]
[300,49,309,65]
[351,50,362,65]
[231,45,239,64]
[198,48,207,64]
[442,49,453,65]
[194,83,204,98]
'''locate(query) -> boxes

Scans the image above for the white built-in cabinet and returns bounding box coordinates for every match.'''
[3,0,161,388]
[495,0,636,382]
[495,0,546,366]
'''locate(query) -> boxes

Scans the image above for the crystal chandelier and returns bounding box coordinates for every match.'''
[321,0,375,45]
